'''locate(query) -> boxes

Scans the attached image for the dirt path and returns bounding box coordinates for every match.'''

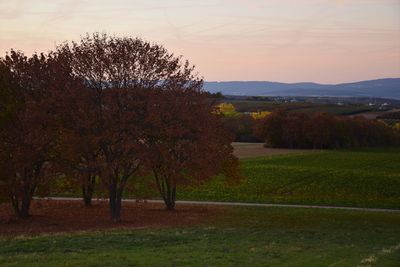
[232,142,313,159]
[43,197,400,214]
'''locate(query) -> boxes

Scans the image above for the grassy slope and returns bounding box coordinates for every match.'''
[1,207,399,266]
[292,105,373,115]
[178,148,400,209]
[228,100,374,115]
[54,148,400,209]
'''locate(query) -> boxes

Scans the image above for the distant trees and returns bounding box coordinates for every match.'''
[222,114,261,143]
[216,102,269,142]
[250,111,271,120]
[255,110,400,149]
[216,103,239,117]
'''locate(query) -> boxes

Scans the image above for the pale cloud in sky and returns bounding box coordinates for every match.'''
[0,0,399,83]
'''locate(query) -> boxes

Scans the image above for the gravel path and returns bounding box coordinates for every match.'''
[40,197,400,213]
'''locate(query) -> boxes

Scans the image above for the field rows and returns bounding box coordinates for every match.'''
[178,149,400,209]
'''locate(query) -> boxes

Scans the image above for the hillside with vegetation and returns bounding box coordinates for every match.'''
[204,78,400,99]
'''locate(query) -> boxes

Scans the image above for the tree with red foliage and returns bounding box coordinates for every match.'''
[0,51,65,218]
[52,78,100,206]
[144,88,238,210]
[0,61,18,204]
[254,109,288,148]
[56,33,204,221]
[0,62,18,128]
[305,112,337,149]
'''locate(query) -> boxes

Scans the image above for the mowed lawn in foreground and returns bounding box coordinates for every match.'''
[177,148,400,209]
[1,207,399,267]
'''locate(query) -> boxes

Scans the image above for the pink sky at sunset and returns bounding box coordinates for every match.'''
[1,0,399,83]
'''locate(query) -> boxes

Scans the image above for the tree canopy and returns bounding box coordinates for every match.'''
[0,33,238,220]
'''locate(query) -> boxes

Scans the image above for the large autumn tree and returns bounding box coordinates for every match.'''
[0,50,68,218]
[56,33,203,221]
[144,88,238,210]
[0,62,18,128]
[0,60,18,204]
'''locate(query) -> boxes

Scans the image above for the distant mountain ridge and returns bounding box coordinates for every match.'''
[203,78,400,99]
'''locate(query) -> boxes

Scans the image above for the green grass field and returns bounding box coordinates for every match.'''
[227,100,375,115]
[1,207,399,266]
[291,105,373,115]
[3,148,400,266]
[56,147,400,209]
[178,148,400,209]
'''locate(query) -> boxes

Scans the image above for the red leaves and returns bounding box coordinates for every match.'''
[0,33,238,220]
[0,51,64,217]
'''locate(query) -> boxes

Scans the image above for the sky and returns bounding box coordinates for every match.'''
[1,0,399,83]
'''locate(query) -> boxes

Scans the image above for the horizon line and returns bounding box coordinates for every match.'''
[205,77,400,86]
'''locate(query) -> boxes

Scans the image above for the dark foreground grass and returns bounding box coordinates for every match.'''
[1,207,399,266]
[179,148,400,209]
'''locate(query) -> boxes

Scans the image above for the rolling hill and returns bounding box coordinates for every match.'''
[204,78,400,99]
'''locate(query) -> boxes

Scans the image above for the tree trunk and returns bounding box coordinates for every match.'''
[154,171,176,211]
[108,181,123,222]
[19,192,32,218]
[9,164,43,218]
[82,174,96,206]
[165,183,176,211]
[10,183,36,219]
